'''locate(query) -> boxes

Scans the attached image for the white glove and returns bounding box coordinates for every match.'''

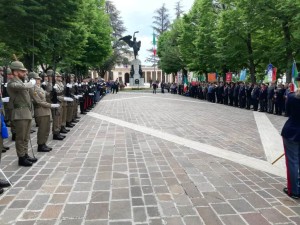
[74,95,79,99]
[51,104,60,108]
[42,82,46,85]
[4,83,7,87]
[30,79,36,86]
[89,93,94,96]
[66,83,72,88]
[74,83,78,86]
[2,97,9,102]
[63,97,73,102]
[53,84,58,89]
[79,84,82,87]
[24,82,34,88]
[77,95,83,98]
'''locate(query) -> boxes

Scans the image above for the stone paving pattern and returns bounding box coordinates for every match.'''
[0,92,298,225]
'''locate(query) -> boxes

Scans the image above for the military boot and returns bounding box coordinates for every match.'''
[66,122,74,128]
[53,134,64,140]
[60,127,69,133]
[44,144,52,151]
[25,154,38,163]
[18,156,33,167]
[38,145,50,152]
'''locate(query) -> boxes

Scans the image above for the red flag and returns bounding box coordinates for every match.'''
[153,48,157,56]
[226,72,232,82]
[272,67,277,81]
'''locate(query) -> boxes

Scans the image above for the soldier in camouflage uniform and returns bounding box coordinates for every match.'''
[47,70,65,140]
[28,72,59,152]
[7,61,37,167]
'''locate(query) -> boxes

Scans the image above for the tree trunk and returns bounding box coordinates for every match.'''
[246,33,256,83]
[282,20,293,83]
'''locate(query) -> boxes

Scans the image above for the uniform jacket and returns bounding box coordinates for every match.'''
[7,77,32,120]
[29,85,51,117]
[281,93,300,141]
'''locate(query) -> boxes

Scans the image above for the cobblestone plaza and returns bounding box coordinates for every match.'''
[0,92,299,225]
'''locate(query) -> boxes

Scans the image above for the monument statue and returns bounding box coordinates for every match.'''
[119,32,141,59]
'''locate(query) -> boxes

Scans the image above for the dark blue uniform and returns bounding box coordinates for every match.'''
[281,92,300,198]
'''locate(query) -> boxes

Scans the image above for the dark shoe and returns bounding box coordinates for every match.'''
[283,187,300,199]
[0,188,3,195]
[72,119,79,123]
[38,145,50,152]
[60,127,69,133]
[12,133,16,141]
[18,157,33,167]
[2,149,6,153]
[53,134,64,140]
[75,116,80,119]
[80,112,87,115]
[30,130,36,133]
[3,146,9,150]
[44,144,52,151]
[25,154,38,163]
[0,179,11,188]
[60,129,68,134]
[66,123,74,128]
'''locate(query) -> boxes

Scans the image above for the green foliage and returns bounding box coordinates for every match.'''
[157,0,300,83]
[0,0,113,75]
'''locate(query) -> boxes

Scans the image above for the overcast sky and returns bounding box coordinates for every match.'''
[110,0,195,66]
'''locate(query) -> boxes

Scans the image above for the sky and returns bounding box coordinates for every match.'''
[110,0,195,66]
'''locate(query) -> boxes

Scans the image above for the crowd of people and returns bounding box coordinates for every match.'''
[0,61,107,194]
[167,81,295,116]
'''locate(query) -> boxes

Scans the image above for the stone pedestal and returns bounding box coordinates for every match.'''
[129,59,144,87]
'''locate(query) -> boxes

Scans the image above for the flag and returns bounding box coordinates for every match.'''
[183,75,188,92]
[152,32,157,56]
[153,47,157,56]
[226,72,232,82]
[239,69,247,81]
[266,64,273,82]
[152,32,156,45]
[272,67,277,81]
[292,61,298,91]
[208,73,217,82]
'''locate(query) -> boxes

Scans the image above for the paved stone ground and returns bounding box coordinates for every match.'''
[0,91,299,225]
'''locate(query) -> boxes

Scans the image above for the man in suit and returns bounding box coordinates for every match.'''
[28,72,59,152]
[7,61,37,167]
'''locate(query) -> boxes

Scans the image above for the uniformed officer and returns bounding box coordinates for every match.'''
[47,70,65,140]
[55,72,73,132]
[281,73,300,199]
[28,72,59,152]
[6,61,37,167]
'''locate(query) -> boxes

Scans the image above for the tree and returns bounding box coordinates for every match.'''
[152,3,171,35]
[157,19,184,75]
[174,1,184,19]
[97,0,130,78]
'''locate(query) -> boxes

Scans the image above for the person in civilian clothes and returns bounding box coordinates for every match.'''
[245,83,253,110]
[274,83,285,115]
[229,83,234,106]
[238,82,246,108]
[251,83,260,111]
[223,83,229,105]
[281,73,300,199]
[259,83,267,112]
[267,82,275,114]
[233,82,240,107]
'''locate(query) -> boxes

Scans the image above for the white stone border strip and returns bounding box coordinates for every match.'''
[88,112,285,178]
[101,96,149,102]
[254,112,286,171]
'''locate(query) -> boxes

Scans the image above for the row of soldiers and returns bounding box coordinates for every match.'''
[0,61,102,169]
[185,81,293,115]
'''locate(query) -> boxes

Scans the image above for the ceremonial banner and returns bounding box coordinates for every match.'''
[292,62,298,91]
[272,67,277,81]
[239,69,247,81]
[267,64,273,82]
[208,73,217,82]
[226,72,232,82]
